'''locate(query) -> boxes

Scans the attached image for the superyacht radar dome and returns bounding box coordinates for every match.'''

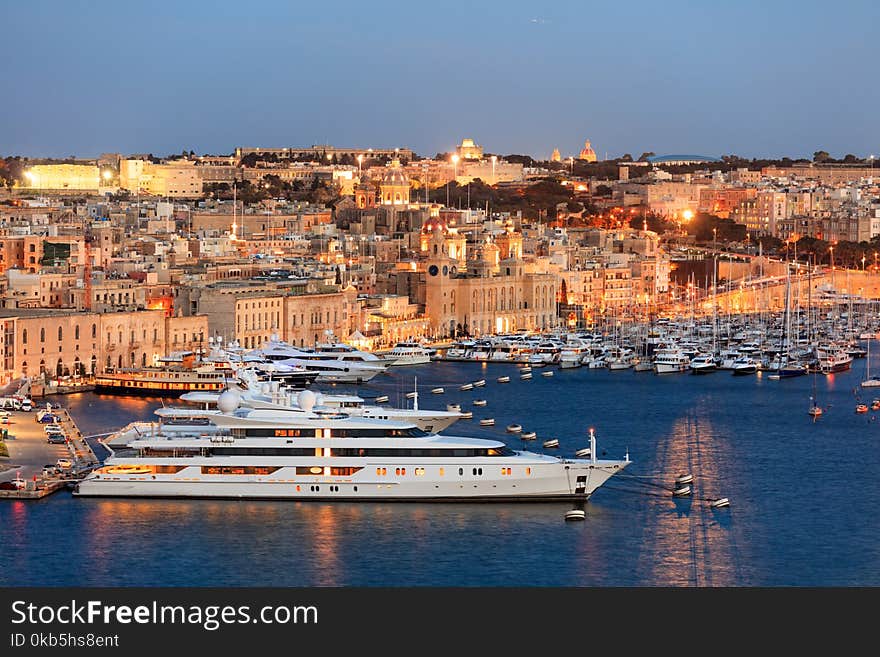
[217,390,241,414]
[297,389,317,412]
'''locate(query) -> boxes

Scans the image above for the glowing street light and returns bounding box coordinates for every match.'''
[101,170,112,181]
[682,209,694,221]
[448,154,460,208]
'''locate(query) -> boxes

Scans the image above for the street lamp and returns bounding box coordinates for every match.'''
[448,154,460,208]
[862,255,866,271]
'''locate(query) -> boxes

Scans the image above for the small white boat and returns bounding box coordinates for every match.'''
[521,431,537,440]
[506,424,523,433]
[473,399,487,407]
[446,403,461,412]
[473,379,486,388]
[564,509,586,521]
[520,373,532,380]
[542,439,559,449]
[496,376,510,383]
[431,387,444,394]
[575,447,592,458]
[672,485,692,497]
[479,418,495,426]
[521,366,532,374]
[460,383,474,391]
[675,473,694,485]
[460,411,473,419]
[375,395,389,403]
[405,391,417,399]
[541,371,553,377]
[709,497,730,509]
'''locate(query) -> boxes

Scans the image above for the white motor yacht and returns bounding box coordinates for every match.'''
[76,390,630,502]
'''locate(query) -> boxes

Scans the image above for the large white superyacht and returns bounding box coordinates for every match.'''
[75,390,630,501]
[255,337,386,383]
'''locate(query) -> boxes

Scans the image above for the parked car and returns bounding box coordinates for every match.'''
[44,424,64,434]
[46,434,67,444]
[42,465,58,477]
[37,413,61,424]
[56,458,73,470]
[20,399,33,412]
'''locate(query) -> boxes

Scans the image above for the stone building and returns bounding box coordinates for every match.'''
[0,308,208,384]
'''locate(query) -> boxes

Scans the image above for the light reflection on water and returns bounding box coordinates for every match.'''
[3,358,880,586]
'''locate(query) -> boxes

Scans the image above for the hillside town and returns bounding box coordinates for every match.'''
[1,139,879,390]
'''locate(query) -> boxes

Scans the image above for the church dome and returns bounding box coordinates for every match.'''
[578,140,597,162]
[381,159,410,186]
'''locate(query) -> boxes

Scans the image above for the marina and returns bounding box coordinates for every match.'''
[3,347,880,585]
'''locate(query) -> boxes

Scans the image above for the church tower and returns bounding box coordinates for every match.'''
[424,226,457,338]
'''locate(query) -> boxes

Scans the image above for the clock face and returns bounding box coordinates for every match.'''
[428,265,439,276]
[442,265,449,276]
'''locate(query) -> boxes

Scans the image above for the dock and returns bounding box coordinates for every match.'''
[0,400,99,500]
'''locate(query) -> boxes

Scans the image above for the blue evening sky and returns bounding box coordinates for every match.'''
[3,0,878,160]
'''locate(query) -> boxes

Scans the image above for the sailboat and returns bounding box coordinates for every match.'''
[808,366,823,420]
[860,338,880,387]
[769,265,807,379]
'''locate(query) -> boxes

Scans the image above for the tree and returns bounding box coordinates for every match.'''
[813,150,831,163]
[620,153,634,162]
[842,154,861,164]
[595,184,613,196]
[638,152,655,162]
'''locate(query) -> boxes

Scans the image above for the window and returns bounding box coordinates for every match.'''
[22,329,26,345]
[74,325,79,340]
[54,327,60,342]
[414,467,426,476]
[40,328,45,343]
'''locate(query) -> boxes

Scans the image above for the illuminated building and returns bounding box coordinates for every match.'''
[379,159,410,206]
[0,308,208,384]
[420,223,558,337]
[24,164,102,191]
[119,159,202,198]
[456,138,484,161]
[578,140,598,162]
[551,148,561,163]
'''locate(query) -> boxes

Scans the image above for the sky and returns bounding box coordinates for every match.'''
[3,0,878,161]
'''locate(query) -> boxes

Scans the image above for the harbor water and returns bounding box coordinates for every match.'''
[2,357,879,586]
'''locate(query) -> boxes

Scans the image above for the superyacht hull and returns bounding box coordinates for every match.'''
[74,458,628,501]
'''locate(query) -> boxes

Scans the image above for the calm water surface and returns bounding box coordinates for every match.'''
[3,357,879,586]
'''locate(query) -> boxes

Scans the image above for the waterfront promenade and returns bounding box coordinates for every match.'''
[0,400,98,499]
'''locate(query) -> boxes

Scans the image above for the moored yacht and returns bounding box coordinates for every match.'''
[689,354,718,374]
[75,390,630,501]
[255,337,385,383]
[381,342,432,366]
[653,347,690,374]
